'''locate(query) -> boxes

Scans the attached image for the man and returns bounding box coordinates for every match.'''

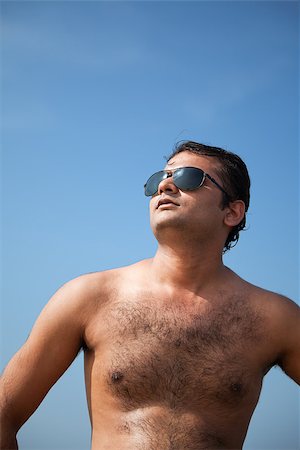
[1,141,299,449]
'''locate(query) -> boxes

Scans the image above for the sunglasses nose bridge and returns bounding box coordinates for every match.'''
[157,170,178,194]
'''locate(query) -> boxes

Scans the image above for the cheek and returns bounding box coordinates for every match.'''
[192,198,224,221]
[149,199,158,222]
[149,198,156,212]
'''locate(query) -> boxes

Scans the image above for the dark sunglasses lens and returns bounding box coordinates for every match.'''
[144,171,166,196]
[173,167,204,190]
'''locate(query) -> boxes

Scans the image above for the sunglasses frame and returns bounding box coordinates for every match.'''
[144,166,230,199]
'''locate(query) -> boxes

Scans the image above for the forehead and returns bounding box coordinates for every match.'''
[165,151,220,174]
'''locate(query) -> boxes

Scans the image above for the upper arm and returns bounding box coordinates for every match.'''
[0,274,94,431]
[276,297,300,385]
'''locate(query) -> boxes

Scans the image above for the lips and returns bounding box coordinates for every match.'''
[157,197,179,208]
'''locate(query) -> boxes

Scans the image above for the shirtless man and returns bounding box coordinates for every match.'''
[1,141,299,450]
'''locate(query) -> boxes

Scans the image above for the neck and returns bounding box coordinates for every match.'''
[150,241,226,295]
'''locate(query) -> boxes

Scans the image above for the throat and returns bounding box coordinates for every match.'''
[149,251,227,294]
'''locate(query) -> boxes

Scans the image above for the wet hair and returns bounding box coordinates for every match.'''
[167,141,250,253]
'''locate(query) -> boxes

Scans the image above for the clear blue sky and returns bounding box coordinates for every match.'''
[1,1,299,449]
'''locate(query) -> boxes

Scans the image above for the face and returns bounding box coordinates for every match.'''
[149,151,228,244]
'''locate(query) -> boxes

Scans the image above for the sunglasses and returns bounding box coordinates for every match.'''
[144,166,230,198]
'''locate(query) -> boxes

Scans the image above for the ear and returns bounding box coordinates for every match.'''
[223,200,246,227]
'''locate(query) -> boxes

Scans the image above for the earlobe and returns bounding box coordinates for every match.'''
[224,200,246,227]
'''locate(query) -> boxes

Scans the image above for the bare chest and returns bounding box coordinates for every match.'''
[87,294,265,412]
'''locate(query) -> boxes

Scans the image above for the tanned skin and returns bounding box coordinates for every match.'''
[1,152,299,450]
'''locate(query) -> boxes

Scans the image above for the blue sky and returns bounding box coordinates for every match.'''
[1,1,299,449]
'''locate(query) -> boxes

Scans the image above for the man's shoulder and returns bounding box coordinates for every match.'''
[62,258,152,303]
[229,270,294,305]
[243,281,299,332]
[247,283,298,309]
[227,270,298,324]
[238,281,299,366]
[60,260,152,335]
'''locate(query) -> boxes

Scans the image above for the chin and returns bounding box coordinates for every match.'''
[151,217,188,237]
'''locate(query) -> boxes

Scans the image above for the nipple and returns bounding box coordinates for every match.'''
[230,382,242,393]
[175,339,181,348]
[111,371,124,383]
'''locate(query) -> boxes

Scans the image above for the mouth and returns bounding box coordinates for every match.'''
[157,198,179,209]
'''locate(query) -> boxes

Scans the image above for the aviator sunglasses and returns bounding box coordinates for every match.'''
[144,166,230,198]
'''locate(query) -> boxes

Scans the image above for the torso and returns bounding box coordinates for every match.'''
[82,262,282,449]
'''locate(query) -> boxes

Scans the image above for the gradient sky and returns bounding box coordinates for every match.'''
[1,1,299,449]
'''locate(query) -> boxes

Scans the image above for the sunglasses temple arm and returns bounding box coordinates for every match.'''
[206,174,230,199]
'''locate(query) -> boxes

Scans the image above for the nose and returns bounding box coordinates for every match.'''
[157,173,179,195]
